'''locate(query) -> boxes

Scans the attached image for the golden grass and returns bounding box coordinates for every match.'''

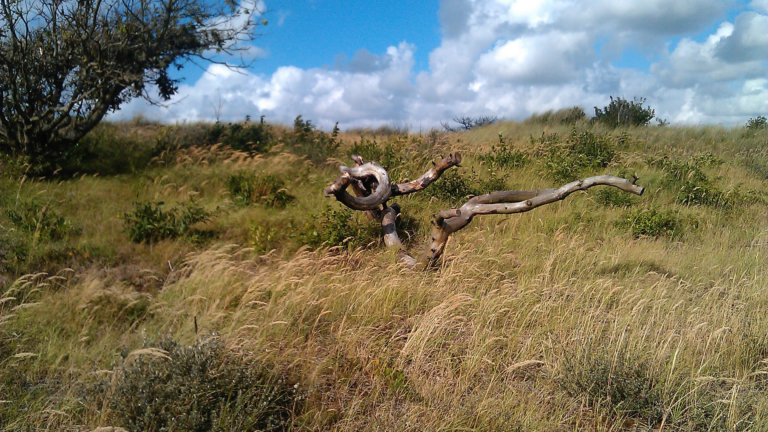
[2,122,768,430]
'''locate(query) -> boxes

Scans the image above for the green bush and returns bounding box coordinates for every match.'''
[479,133,528,169]
[347,137,403,171]
[226,172,295,208]
[207,116,274,153]
[656,155,733,209]
[249,225,281,254]
[94,336,299,432]
[0,233,28,273]
[595,188,635,208]
[617,207,689,238]
[57,122,172,176]
[426,169,506,205]
[594,96,655,128]
[559,344,664,424]
[746,115,767,132]
[306,206,380,249]
[536,129,616,183]
[5,199,75,242]
[283,116,340,163]
[123,200,215,243]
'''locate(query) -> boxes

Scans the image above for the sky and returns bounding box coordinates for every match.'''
[113,0,768,129]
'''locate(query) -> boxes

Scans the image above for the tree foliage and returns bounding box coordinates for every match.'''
[594,96,656,128]
[0,0,264,168]
[441,116,498,132]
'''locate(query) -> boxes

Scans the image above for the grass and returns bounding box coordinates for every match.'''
[1,118,768,430]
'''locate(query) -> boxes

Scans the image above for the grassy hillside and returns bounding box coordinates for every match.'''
[2,113,768,431]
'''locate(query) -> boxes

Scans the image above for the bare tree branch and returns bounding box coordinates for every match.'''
[324,153,645,270]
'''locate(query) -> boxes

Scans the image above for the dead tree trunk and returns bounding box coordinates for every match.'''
[324,154,644,269]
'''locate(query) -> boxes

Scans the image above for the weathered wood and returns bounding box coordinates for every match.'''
[408,175,645,268]
[323,161,391,211]
[391,153,462,196]
[324,153,644,270]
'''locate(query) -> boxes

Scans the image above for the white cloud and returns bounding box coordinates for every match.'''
[113,0,768,127]
[474,32,593,85]
[751,0,768,13]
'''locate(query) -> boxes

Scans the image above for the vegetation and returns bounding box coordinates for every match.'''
[441,116,499,132]
[88,336,299,432]
[124,200,216,243]
[0,0,264,170]
[227,172,295,208]
[2,115,768,430]
[534,128,616,183]
[594,96,656,127]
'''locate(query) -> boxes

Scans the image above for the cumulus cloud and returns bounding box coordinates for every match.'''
[113,0,768,127]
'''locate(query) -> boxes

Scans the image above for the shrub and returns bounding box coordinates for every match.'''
[226,172,295,208]
[526,106,586,125]
[94,336,299,432]
[123,200,215,243]
[347,137,403,171]
[656,155,733,209]
[63,123,166,175]
[535,129,616,183]
[746,115,767,132]
[441,116,498,132]
[249,225,281,254]
[559,344,665,424]
[0,233,28,273]
[479,133,528,169]
[595,188,635,208]
[208,116,274,153]
[616,207,688,238]
[594,96,655,128]
[284,116,340,163]
[306,206,380,249]
[5,199,75,242]
[426,169,506,205]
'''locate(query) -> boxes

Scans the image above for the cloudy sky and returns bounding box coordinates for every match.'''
[113,0,768,129]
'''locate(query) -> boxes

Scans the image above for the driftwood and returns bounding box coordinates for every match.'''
[324,154,644,269]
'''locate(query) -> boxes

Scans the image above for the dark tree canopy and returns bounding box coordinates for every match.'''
[0,0,263,166]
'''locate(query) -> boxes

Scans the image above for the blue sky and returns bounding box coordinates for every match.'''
[116,0,768,128]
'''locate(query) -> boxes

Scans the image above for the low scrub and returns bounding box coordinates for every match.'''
[306,205,381,249]
[347,137,403,171]
[526,106,586,125]
[226,172,295,208]
[617,206,690,238]
[655,154,738,209]
[207,115,274,153]
[4,199,75,242]
[559,344,665,424]
[479,133,528,169]
[87,336,300,432]
[285,116,341,163]
[426,168,506,205]
[123,200,216,243]
[595,187,636,208]
[535,129,616,183]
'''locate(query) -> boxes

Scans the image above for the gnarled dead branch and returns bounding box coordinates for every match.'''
[324,154,644,269]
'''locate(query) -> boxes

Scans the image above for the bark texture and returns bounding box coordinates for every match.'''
[324,154,644,269]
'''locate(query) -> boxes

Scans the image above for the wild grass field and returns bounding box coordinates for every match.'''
[2,111,768,431]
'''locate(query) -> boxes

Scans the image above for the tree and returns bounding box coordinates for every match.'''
[0,0,264,168]
[440,116,498,133]
[594,96,655,128]
[324,154,644,269]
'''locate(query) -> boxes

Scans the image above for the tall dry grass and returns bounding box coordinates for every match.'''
[2,118,768,430]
